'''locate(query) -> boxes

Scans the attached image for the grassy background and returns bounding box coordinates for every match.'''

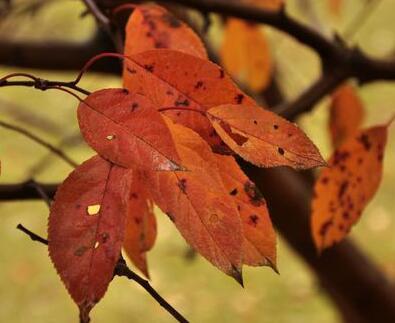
[0,1,394,322]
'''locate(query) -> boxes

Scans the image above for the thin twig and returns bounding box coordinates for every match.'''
[16,223,48,245]
[0,120,78,168]
[15,220,189,323]
[25,180,52,207]
[114,256,189,323]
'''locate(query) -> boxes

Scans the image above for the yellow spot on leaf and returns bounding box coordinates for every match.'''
[87,204,101,215]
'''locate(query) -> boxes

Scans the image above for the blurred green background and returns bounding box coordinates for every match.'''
[0,1,394,322]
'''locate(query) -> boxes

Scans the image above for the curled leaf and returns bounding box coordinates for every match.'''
[311,125,388,251]
[48,155,132,319]
[77,88,182,171]
[207,104,325,169]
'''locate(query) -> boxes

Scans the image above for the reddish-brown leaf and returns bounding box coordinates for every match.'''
[311,125,388,251]
[143,118,243,282]
[215,154,277,268]
[77,88,182,171]
[124,4,207,58]
[207,104,325,168]
[123,49,256,151]
[329,84,364,148]
[123,174,157,278]
[221,19,272,92]
[48,155,132,319]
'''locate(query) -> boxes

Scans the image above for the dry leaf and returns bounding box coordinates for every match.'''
[48,155,132,319]
[311,125,388,251]
[123,173,157,278]
[124,4,207,58]
[329,84,364,148]
[221,19,272,91]
[207,104,325,168]
[123,49,256,151]
[143,119,244,282]
[215,154,277,268]
[77,88,182,171]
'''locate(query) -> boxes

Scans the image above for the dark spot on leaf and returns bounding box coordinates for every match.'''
[130,193,138,199]
[126,67,137,74]
[229,188,238,196]
[174,98,190,107]
[131,103,139,111]
[333,150,350,165]
[219,68,225,78]
[273,124,279,130]
[74,246,88,257]
[249,214,259,226]
[278,147,285,155]
[194,81,204,89]
[342,211,350,219]
[234,94,245,104]
[166,90,174,96]
[144,64,154,72]
[244,181,265,206]
[178,178,187,193]
[358,133,371,151]
[321,177,329,184]
[134,217,142,224]
[101,232,109,243]
[253,120,258,125]
[338,181,349,199]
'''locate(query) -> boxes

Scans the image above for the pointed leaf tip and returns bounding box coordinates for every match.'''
[231,265,244,287]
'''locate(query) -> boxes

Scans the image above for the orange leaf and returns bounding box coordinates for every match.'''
[48,155,132,319]
[215,154,277,268]
[329,84,364,148]
[123,174,157,278]
[221,19,272,91]
[124,4,207,58]
[207,104,325,168]
[311,125,388,251]
[77,88,182,171]
[143,119,243,282]
[123,49,256,151]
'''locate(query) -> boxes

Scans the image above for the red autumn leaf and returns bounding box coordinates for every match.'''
[123,49,256,152]
[77,88,183,171]
[48,155,132,320]
[143,118,244,282]
[329,83,364,148]
[123,173,157,278]
[124,4,207,58]
[311,125,388,251]
[215,154,277,268]
[221,19,272,91]
[207,104,325,169]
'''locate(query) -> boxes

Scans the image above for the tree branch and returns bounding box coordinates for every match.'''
[114,256,189,323]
